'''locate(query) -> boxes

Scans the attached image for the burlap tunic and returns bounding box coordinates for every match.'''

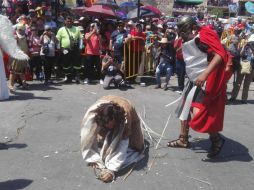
[101,95,144,151]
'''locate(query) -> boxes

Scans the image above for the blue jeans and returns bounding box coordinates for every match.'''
[155,62,173,85]
[175,59,186,90]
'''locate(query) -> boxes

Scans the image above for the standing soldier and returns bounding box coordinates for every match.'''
[167,16,228,158]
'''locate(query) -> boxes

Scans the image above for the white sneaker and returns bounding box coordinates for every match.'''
[100,79,104,85]
[175,90,183,94]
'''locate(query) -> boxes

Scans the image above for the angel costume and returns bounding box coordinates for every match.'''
[81,95,144,173]
[0,15,29,100]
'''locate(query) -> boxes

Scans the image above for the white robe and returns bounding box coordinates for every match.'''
[178,35,208,120]
[0,51,9,100]
[0,14,29,100]
[81,99,144,172]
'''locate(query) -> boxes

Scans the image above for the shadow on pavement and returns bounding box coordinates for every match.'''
[115,140,150,177]
[26,83,62,91]
[191,135,253,162]
[0,179,33,190]
[227,99,254,105]
[6,143,28,150]
[9,91,52,101]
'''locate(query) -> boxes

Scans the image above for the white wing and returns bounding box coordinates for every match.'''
[0,15,29,60]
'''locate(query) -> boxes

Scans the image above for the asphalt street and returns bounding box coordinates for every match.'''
[0,77,254,190]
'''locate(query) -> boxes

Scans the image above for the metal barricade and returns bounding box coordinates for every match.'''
[123,38,144,79]
[123,36,157,79]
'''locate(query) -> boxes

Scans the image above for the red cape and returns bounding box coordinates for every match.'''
[189,26,227,133]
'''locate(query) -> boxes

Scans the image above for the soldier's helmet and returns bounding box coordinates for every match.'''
[177,16,197,34]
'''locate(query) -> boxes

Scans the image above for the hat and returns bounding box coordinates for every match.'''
[158,38,169,44]
[17,15,27,23]
[29,9,35,13]
[90,23,96,27]
[74,20,79,24]
[30,26,37,31]
[157,24,163,29]
[248,34,254,42]
[16,24,26,30]
[79,17,84,21]
[146,25,151,29]
[57,16,64,23]
[127,20,134,25]
[44,25,51,30]
[78,26,84,31]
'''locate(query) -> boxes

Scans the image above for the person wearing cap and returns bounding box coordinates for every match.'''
[83,22,101,84]
[44,11,57,33]
[167,16,228,159]
[154,38,175,90]
[28,9,37,22]
[56,16,82,83]
[126,20,134,34]
[40,25,58,85]
[109,22,128,66]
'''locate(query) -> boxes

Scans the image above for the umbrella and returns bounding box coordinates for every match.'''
[119,2,137,8]
[245,1,254,14]
[127,8,155,19]
[93,0,118,8]
[141,5,161,16]
[175,0,203,5]
[72,6,86,15]
[116,11,127,20]
[127,5,161,19]
[119,1,137,13]
[72,5,116,18]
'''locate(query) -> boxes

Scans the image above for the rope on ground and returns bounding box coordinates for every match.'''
[155,113,171,150]
[165,96,181,107]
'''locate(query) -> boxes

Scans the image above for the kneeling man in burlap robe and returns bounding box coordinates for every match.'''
[81,95,144,183]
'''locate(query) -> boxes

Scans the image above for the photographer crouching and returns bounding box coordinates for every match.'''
[101,50,124,89]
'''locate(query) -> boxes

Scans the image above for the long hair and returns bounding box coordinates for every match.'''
[92,102,125,129]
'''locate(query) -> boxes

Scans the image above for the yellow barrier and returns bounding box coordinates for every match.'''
[124,38,143,79]
[124,37,156,79]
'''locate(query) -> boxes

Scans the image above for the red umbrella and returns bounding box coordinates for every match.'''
[84,5,116,18]
[72,6,86,15]
[141,5,162,17]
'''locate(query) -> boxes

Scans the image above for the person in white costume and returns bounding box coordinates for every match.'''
[0,15,29,100]
[81,95,144,183]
